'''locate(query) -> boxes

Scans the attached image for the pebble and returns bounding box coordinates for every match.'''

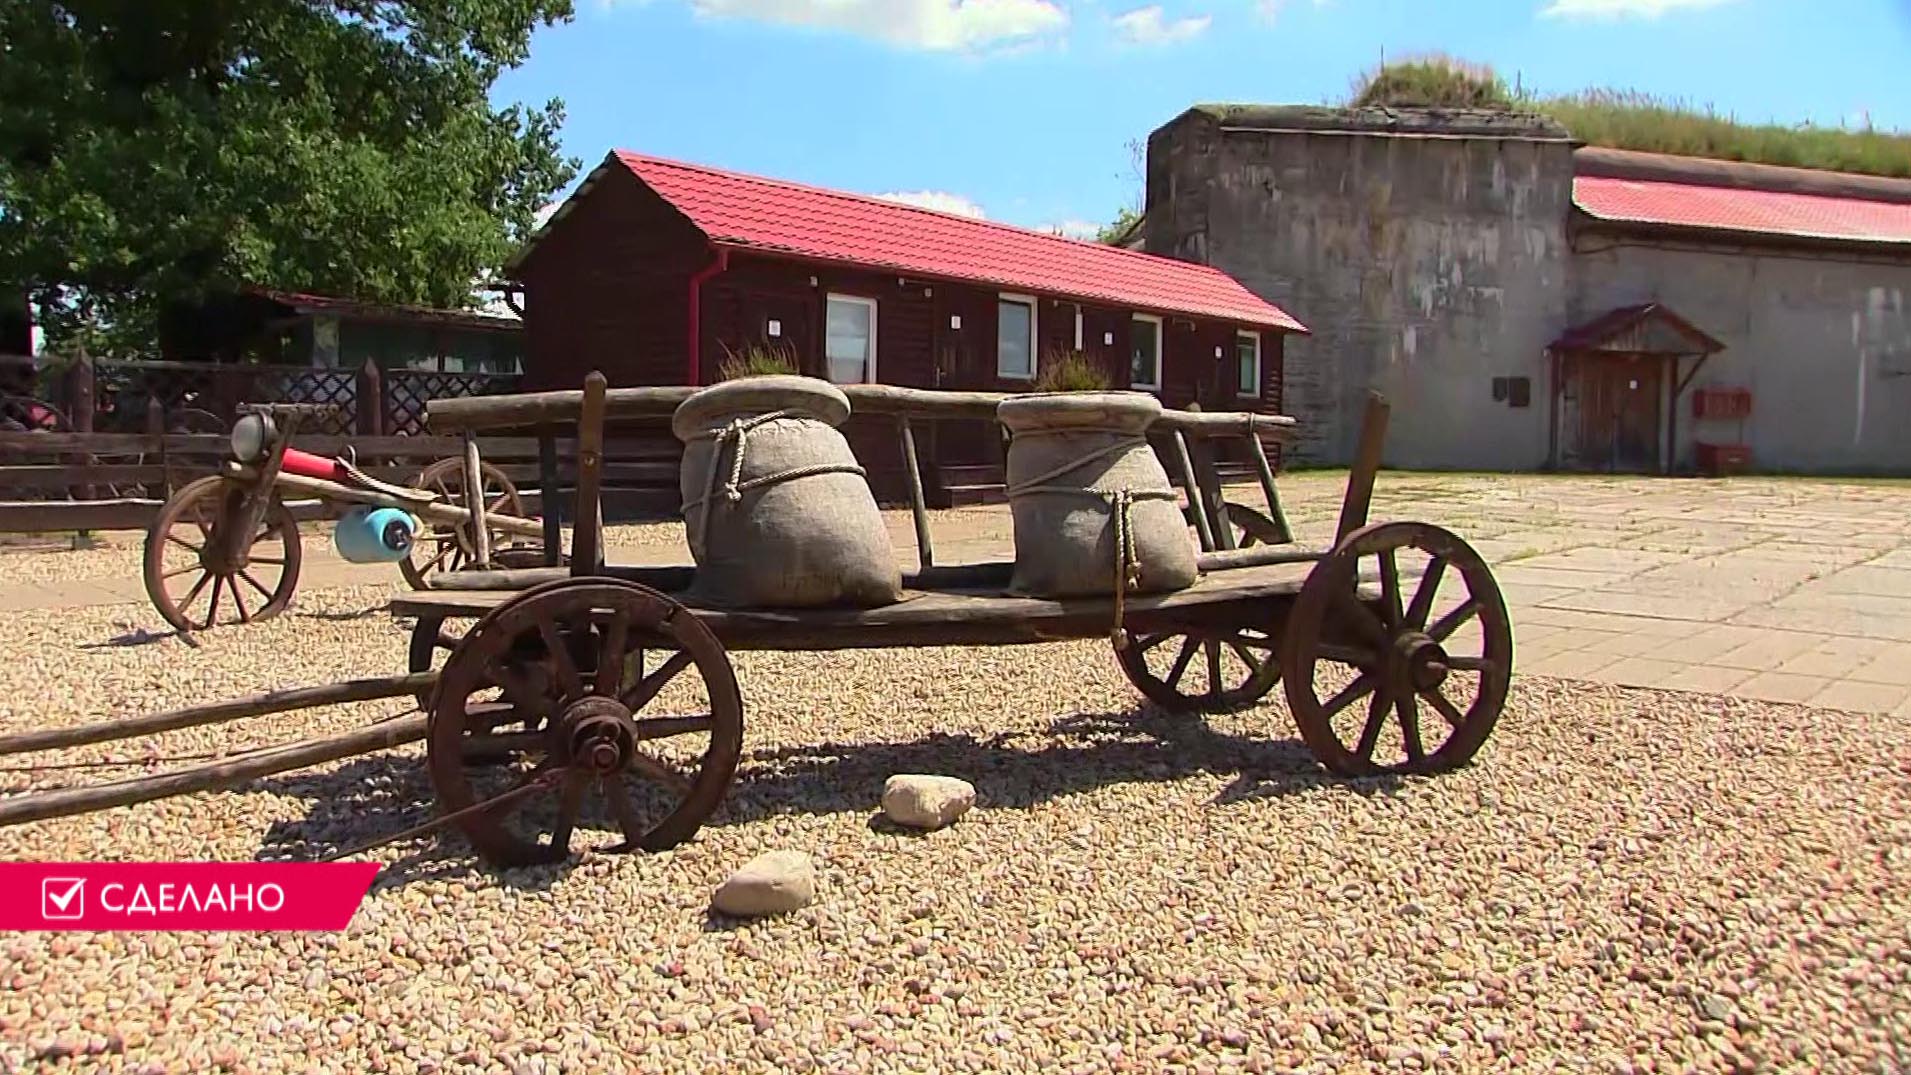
[0,499,1906,1074]
[711,850,817,917]
[880,774,977,831]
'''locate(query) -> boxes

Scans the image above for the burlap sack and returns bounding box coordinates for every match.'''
[674,376,902,609]
[999,392,1198,598]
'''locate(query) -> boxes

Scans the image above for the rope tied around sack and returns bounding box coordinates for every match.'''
[1004,433,1177,649]
[681,409,868,560]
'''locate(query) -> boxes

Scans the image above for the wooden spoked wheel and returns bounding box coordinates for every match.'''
[1186,501,1287,550]
[427,579,744,868]
[399,458,528,589]
[408,613,467,709]
[1117,627,1281,713]
[143,475,304,633]
[1281,522,1512,777]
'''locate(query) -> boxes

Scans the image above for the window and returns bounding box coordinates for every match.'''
[1073,305,1085,351]
[997,295,1037,379]
[824,294,876,383]
[1236,331,1261,397]
[1130,314,1162,390]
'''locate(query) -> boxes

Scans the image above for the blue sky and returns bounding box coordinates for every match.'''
[492,0,1911,236]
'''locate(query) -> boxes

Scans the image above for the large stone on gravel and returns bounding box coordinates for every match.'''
[881,775,977,830]
[711,851,815,917]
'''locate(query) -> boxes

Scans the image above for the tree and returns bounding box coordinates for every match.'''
[1095,137,1146,247]
[0,0,579,353]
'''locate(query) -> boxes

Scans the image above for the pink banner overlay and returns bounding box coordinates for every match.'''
[0,863,379,931]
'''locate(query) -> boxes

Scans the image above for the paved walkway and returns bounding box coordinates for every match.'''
[4,473,1908,713]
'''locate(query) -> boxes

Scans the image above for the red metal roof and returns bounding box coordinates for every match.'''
[610,151,1307,333]
[1575,175,1911,246]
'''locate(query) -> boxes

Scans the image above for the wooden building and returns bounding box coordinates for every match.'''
[161,287,524,374]
[505,151,1307,503]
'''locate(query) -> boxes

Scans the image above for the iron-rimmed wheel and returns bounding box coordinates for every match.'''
[1281,521,1512,776]
[143,475,303,633]
[427,579,743,868]
[399,458,526,589]
[1117,627,1281,713]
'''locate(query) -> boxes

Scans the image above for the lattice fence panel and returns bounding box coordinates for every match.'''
[92,361,357,434]
[386,369,522,435]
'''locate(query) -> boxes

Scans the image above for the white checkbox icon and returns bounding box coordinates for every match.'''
[41,878,85,920]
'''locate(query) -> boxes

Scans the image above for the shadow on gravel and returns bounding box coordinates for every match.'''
[80,627,184,649]
[251,702,1404,891]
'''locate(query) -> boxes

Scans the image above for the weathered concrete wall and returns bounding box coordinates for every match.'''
[1573,242,1911,474]
[1146,108,1576,467]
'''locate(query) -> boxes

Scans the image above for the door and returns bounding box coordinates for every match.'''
[932,289,1001,469]
[1574,355,1662,473]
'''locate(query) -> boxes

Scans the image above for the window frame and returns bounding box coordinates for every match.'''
[1129,313,1163,391]
[996,293,1039,381]
[1236,330,1262,398]
[823,292,878,384]
[1073,305,1084,351]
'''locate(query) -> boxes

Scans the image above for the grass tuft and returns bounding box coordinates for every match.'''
[1032,350,1113,393]
[1346,57,1911,178]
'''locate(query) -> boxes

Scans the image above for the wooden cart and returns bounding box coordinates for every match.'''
[0,376,1512,868]
[140,403,552,633]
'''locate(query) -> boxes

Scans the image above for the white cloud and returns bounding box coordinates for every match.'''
[676,0,1068,51]
[873,190,989,217]
[1111,5,1211,43]
[1538,0,1738,19]
[533,201,563,228]
[1255,0,1328,21]
[1042,219,1103,239]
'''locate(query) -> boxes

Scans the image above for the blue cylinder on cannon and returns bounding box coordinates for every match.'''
[333,507,419,564]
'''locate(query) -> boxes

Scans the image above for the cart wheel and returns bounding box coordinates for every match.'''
[1185,502,1287,549]
[400,458,526,589]
[407,614,471,708]
[428,579,743,867]
[143,475,304,633]
[1281,522,1512,777]
[1117,627,1280,713]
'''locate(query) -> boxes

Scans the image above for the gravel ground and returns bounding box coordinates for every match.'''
[1,586,1908,1073]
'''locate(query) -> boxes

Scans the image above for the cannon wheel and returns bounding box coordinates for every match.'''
[1116,626,1281,714]
[399,457,528,589]
[427,579,744,867]
[143,475,304,632]
[1280,521,1512,777]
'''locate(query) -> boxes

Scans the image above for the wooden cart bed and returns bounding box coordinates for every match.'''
[390,556,1357,652]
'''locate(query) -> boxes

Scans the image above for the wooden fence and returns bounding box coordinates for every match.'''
[0,353,681,533]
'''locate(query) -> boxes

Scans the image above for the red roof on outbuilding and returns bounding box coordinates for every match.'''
[1574,175,1911,246]
[607,151,1307,334]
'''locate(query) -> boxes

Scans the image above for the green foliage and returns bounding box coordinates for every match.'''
[1033,350,1112,393]
[716,341,801,381]
[1346,57,1911,178]
[1349,54,1517,110]
[0,0,580,353]
[1096,207,1143,246]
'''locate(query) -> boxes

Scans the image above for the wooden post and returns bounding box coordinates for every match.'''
[145,396,170,498]
[1169,430,1216,553]
[899,416,935,570]
[570,372,606,577]
[356,359,383,436]
[461,432,492,568]
[1186,433,1236,551]
[538,426,562,567]
[1245,432,1294,546]
[1335,392,1391,543]
[65,350,95,505]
